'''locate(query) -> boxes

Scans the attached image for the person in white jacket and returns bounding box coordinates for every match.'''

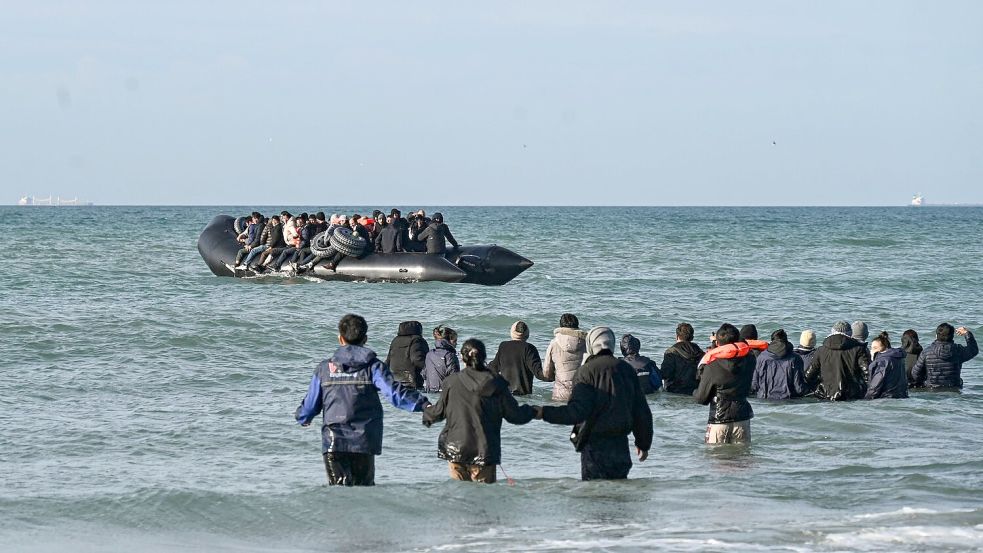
[543,313,588,402]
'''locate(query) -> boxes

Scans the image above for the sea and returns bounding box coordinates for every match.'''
[2,205,981,552]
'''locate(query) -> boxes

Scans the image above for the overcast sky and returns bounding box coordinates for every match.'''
[2,1,981,206]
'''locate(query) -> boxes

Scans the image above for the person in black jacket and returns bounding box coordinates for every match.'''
[534,327,653,481]
[415,212,460,255]
[695,323,756,444]
[375,216,405,253]
[487,321,545,395]
[739,324,762,358]
[804,321,869,401]
[423,339,535,483]
[901,329,923,387]
[619,334,662,394]
[751,328,808,400]
[385,321,429,388]
[911,323,978,389]
[661,323,705,394]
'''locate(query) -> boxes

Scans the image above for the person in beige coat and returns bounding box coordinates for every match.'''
[543,313,588,401]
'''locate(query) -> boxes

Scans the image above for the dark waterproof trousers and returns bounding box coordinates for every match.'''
[323,452,376,486]
[580,435,632,481]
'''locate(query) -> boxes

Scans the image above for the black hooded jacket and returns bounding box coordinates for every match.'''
[694,350,755,424]
[416,222,459,254]
[661,341,705,394]
[541,351,654,453]
[487,340,544,396]
[901,333,924,387]
[385,322,429,388]
[422,367,535,466]
[805,334,869,401]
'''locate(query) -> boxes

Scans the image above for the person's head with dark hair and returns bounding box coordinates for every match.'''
[716,323,740,346]
[936,323,955,343]
[390,208,401,218]
[510,321,529,341]
[431,212,444,224]
[871,331,891,353]
[316,211,326,222]
[338,313,368,345]
[270,215,281,224]
[739,324,758,341]
[902,329,920,351]
[559,313,579,329]
[251,211,262,221]
[620,334,641,357]
[460,338,487,370]
[770,328,788,343]
[433,325,458,345]
[299,212,309,220]
[350,214,361,228]
[676,323,695,342]
[281,210,292,219]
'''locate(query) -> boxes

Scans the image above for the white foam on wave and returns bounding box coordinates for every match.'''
[825,524,983,550]
[853,506,979,520]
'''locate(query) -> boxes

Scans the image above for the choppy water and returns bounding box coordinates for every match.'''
[2,206,982,552]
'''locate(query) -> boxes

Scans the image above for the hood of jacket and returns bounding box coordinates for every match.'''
[397,321,423,337]
[434,338,455,352]
[767,339,792,358]
[823,334,863,351]
[586,327,616,357]
[929,340,958,361]
[553,327,587,353]
[901,334,923,356]
[873,347,905,363]
[458,366,498,397]
[671,340,704,360]
[330,344,378,373]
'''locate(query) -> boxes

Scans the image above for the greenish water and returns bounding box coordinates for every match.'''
[1,206,981,552]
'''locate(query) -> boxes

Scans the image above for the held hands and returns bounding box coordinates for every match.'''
[533,406,544,420]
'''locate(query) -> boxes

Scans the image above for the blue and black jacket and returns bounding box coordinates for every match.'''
[295,344,429,455]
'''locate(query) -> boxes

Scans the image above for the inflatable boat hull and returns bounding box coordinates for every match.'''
[197,215,532,285]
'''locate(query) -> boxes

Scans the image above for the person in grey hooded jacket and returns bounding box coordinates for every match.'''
[535,327,653,480]
[543,313,588,401]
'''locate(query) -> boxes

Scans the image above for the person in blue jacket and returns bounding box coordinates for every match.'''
[751,328,808,400]
[865,331,909,399]
[295,313,431,486]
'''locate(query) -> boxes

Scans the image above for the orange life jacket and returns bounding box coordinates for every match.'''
[698,339,769,367]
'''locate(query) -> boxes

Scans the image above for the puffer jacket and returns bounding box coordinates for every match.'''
[423,339,461,393]
[901,332,924,387]
[262,223,285,249]
[804,334,869,401]
[543,327,588,401]
[865,347,909,399]
[541,328,653,453]
[422,366,535,466]
[751,339,808,400]
[661,341,705,394]
[911,332,978,389]
[293,345,429,455]
[385,321,429,389]
[694,345,755,424]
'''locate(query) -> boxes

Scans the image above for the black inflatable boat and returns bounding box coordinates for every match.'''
[197,215,533,285]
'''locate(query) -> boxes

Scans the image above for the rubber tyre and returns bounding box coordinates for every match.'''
[234,216,250,235]
[310,231,335,257]
[329,227,368,257]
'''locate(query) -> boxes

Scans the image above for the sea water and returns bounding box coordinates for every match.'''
[1,206,981,552]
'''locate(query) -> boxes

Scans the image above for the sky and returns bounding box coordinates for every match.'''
[2,1,981,206]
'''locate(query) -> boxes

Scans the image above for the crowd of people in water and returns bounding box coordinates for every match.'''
[294,313,979,486]
[231,208,459,273]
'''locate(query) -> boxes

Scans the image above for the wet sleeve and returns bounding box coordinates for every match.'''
[648,360,663,391]
[411,338,429,370]
[866,362,884,399]
[911,351,928,386]
[693,367,715,405]
[541,382,594,425]
[372,362,428,413]
[791,356,808,397]
[422,388,447,427]
[660,352,676,383]
[542,341,556,382]
[630,374,653,451]
[294,373,322,425]
[527,344,545,381]
[395,228,404,252]
[804,353,821,387]
[499,385,535,425]
[444,226,459,248]
[962,333,979,363]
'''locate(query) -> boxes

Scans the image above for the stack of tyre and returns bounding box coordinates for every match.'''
[309,227,369,260]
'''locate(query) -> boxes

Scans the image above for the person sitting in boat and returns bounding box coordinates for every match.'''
[233,212,263,267]
[321,214,373,271]
[238,214,283,270]
[416,212,460,255]
[369,210,386,247]
[406,210,430,252]
[375,213,405,253]
[271,214,306,270]
[296,214,345,272]
[258,213,299,270]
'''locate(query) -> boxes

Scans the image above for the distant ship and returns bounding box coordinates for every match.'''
[911,194,923,207]
[17,195,93,206]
